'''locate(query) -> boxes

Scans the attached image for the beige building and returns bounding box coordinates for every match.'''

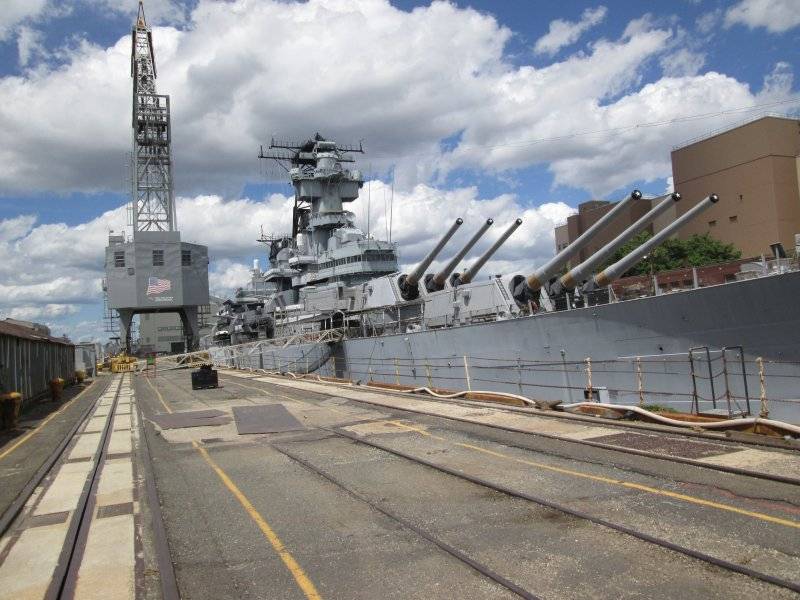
[671,116,800,257]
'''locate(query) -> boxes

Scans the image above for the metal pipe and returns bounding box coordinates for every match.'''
[428,219,493,291]
[552,192,681,295]
[587,194,719,290]
[512,190,643,302]
[458,218,523,285]
[399,218,463,300]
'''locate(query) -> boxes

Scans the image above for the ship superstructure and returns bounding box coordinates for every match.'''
[209,133,800,422]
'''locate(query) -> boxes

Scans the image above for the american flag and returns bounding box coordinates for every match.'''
[146,276,172,295]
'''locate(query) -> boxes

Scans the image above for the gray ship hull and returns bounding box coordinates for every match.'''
[213,270,800,423]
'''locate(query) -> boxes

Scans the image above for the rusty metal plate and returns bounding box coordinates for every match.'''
[589,431,736,459]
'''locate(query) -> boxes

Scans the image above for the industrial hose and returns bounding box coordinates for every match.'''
[560,402,800,435]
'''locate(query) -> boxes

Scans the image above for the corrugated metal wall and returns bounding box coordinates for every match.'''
[0,334,75,404]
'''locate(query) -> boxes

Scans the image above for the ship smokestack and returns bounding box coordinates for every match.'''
[551,192,681,296]
[585,193,719,292]
[427,219,493,292]
[456,218,523,285]
[512,189,643,304]
[398,218,463,300]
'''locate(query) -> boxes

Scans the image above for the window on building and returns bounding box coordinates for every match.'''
[708,220,717,228]
[729,215,738,223]
[182,250,191,266]
[153,249,164,266]
[114,251,125,267]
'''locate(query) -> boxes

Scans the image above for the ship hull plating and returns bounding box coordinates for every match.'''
[213,270,800,423]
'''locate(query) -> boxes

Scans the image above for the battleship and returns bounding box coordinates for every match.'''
[207,134,800,423]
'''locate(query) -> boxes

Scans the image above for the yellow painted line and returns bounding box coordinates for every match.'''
[387,420,800,530]
[0,380,98,461]
[144,376,172,414]
[193,441,322,600]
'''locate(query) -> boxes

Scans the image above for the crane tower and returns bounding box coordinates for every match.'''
[103,1,209,353]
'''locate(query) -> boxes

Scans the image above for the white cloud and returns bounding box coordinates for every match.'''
[696,9,723,35]
[4,303,80,321]
[82,0,188,25]
[209,260,254,298]
[724,0,800,33]
[660,48,706,77]
[16,26,47,67]
[0,0,794,202]
[0,0,48,41]
[2,0,791,200]
[534,6,608,56]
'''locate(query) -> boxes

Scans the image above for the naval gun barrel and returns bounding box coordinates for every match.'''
[428,219,494,291]
[398,218,463,300]
[512,189,643,303]
[457,218,523,285]
[551,192,681,296]
[585,193,719,292]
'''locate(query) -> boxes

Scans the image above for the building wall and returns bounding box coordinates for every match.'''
[671,116,800,257]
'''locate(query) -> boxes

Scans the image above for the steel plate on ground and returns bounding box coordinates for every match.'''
[232,404,305,434]
[150,409,230,430]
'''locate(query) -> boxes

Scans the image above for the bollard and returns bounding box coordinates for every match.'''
[636,357,644,407]
[463,355,472,392]
[425,362,433,388]
[585,357,593,401]
[757,357,768,418]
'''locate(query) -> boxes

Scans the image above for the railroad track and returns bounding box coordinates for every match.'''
[128,369,800,598]
[0,374,177,600]
[329,427,800,595]
[218,372,800,487]
[218,372,800,594]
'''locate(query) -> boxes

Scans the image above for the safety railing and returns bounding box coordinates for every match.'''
[212,342,800,423]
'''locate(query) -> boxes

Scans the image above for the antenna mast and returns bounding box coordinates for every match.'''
[130,1,176,235]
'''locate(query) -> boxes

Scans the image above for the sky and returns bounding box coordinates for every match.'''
[0,0,798,342]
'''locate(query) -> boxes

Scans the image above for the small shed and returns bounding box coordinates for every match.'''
[0,320,75,404]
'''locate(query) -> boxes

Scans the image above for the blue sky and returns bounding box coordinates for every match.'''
[0,0,797,341]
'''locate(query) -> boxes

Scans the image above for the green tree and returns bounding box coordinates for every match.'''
[605,231,741,277]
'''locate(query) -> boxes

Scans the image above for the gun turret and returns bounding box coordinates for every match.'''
[455,218,523,285]
[550,192,681,296]
[512,190,643,304]
[427,219,493,292]
[584,194,719,292]
[398,218,463,300]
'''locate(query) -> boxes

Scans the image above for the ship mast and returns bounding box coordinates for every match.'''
[130,0,176,235]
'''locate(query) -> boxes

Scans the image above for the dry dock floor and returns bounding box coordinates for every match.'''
[1,368,800,599]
